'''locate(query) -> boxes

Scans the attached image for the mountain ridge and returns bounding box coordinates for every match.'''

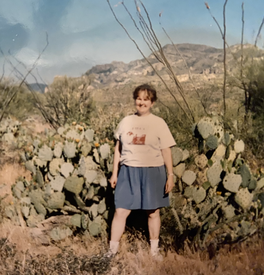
[84,42,261,89]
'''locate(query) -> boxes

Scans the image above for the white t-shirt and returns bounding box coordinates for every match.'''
[115,113,176,167]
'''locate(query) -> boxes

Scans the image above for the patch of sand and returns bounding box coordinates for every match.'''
[0,163,31,203]
[0,222,61,258]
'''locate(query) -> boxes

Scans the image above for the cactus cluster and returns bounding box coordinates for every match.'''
[6,121,113,239]
[3,115,264,247]
[0,117,32,149]
[171,114,264,247]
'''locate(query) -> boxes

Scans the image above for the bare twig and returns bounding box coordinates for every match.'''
[222,0,228,116]
[5,51,56,126]
[0,33,49,122]
[240,2,245,80]
[205,1,229,117]
[205,2,230,48]
[0,59,5,82]
[254,17,264,47]
[158,19,208,116]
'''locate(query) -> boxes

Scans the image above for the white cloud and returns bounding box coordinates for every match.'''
[14,47,52,67]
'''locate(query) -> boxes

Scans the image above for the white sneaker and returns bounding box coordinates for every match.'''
[151,248,163,261]
[103,250,116,259]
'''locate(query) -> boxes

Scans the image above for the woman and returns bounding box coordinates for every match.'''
[108,84,176,257]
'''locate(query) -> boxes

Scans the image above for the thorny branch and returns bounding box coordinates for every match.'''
[158,16,208,116]
[205,1,229,117]
[254,17,264,47]
[0,33,52,125]
[107,0,195,124]
[240,2,244,80]
[222,0,228,116]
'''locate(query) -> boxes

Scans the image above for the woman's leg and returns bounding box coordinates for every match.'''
[108,208,131,255]
[146,209,160,255]
[146,208,160,239]
[111,208,131,241]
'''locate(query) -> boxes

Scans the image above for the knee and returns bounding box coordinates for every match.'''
[147,209,160,219]
[115,208,131,219]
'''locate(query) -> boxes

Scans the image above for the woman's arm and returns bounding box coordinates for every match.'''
[109,140,121,188]
[161,147,174,194]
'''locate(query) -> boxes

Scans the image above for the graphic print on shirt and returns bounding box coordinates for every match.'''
[126,126,146,145]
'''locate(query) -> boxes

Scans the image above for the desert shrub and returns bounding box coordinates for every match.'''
[89,104,125,142]
[152,102,196,149]
[238,59,264,158]
[243,61,264,118]
[42,75,95,129]
[0,79,37,121]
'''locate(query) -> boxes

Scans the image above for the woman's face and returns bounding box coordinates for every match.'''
[135,90,154,116]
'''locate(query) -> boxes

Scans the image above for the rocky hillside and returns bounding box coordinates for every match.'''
[85,43,221,88]
[85,43,263,89]
[42,42,262,109]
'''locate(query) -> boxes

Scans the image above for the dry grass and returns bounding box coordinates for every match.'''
[0,228,264,275]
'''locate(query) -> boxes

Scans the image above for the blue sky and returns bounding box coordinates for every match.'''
[0,0,263,83]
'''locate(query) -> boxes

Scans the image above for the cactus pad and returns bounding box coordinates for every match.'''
[206,135,218,150]
[99,143,110,159]
[63,141,76,159]
[182,170,196,186]
[234,139,245,153]
[207,163,222,187]
[235,188,253,209]
[194,154,208,169]
[238,164,251,188]
[64,176,84,195]
[197,118,214,139]
[197,169,208,185]
[49,158,64,176]
[61,163,74,178]
[38,145,53,161]
[171,147,183,166]
[173,163,185,178]
[193,186,206,204]
[47,192,65,209]
[223,173,242,193]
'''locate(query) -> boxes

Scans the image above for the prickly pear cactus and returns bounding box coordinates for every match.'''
[194,154,208,169]
[63,141,76,158]
[197,117,214,139]
[223,173,242,193]
[171,147,183,166]
[64,176,84,195]
[238,164,251,188]
[5,114,264,247]
[47,192,65,209]
[182,170,196,186]
[206,135,218,150]
[7,121,114,239]
[234,139,245,153]
[170,114,263,249]
[235,188,253,209]
[207,163,222,187]
[38,145,53,161]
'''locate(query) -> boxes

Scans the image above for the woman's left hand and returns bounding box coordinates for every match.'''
[165,175,174,194]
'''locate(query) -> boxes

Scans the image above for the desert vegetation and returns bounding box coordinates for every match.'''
[1,0,264,274]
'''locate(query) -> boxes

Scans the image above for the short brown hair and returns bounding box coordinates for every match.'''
[133,84,157,103]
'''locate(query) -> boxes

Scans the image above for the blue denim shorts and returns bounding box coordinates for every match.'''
[114,165,169,210]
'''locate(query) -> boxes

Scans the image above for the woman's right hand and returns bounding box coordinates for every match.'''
[109,174,118,189]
